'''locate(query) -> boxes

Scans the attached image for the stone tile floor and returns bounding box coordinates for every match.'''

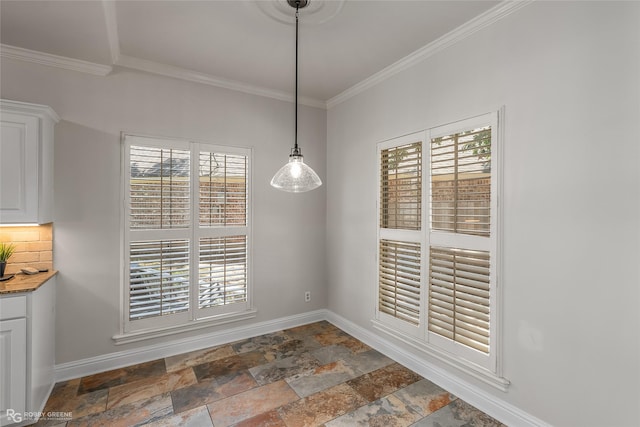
[32,321,505,426]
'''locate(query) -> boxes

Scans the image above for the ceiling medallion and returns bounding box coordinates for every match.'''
[255,0,345,26]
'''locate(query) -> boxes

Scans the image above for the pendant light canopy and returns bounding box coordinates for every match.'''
[270,0,322,193]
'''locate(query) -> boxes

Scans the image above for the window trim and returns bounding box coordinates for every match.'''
[374,109,506,389]
[116,133,255,343]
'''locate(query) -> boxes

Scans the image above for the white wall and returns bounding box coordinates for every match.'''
[327,2,639,426]
[0,59,327,364]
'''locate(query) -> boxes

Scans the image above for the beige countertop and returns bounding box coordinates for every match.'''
[0,270,58,294]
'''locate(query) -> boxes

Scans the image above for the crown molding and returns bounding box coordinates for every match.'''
[2,0,530,110]
[0,99,60,123]
[0,40,325,108]
[115,54,326,109]
[326,0,533,109]
[0,44,112,77]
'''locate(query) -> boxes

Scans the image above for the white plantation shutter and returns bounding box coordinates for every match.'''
[196,145,250,318]
[379,239,421,325]
[199,152,248,227]
[431,127,491,236]
[427,113,498,369]
[377,133,425,332]
[380,142,422,230]
[129,240,190,320]
[199,236,247,309]
[375,112,502,378]
[428,246,490,354]
[130,145,190,229]
[123,135,251,333]
[126,139,192,329]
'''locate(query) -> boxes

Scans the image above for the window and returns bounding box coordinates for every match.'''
[428,119,496,368]
[375,111,504,386]
[121,135,252,337]
[377,135,424,334]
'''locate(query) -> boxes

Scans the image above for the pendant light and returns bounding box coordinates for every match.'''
[270,0,322,193]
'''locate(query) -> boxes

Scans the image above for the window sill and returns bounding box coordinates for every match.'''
[112,309,258,345]
[371,319,510,392]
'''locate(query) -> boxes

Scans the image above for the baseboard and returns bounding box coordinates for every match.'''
[55,308,548,427]
[55,309,328,382]
[325,311,551,427]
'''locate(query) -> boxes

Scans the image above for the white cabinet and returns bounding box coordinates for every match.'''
[0,100,59,224]
[0,318,27,426]
[0,278,55,426]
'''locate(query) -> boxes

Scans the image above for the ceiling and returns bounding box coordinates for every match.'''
[0,0,501,107]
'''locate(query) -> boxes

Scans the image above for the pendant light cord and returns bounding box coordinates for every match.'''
[294,3,300,154]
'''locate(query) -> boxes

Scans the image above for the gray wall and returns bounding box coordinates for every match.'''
[326,2,639,426]
[0,60,327,364]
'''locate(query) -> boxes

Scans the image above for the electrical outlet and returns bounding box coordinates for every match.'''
[304,291,311,302]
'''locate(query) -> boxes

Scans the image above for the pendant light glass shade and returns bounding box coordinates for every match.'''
[270,149,322,193]
[270,0,322,193]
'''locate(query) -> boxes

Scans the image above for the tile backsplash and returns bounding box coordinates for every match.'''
[0,223,53,275]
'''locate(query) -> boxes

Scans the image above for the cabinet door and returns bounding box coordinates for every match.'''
[0,318,27,427]
[0,113,39,224]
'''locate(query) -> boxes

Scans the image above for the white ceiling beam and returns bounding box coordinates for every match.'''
[102,0,121,64]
